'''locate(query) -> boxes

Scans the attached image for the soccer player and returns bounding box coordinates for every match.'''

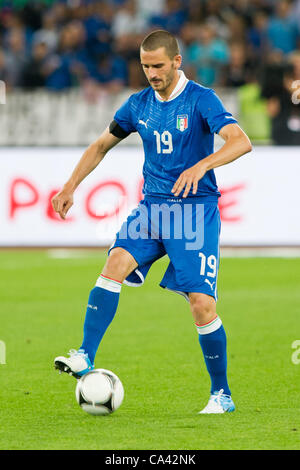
[52,30,252,414]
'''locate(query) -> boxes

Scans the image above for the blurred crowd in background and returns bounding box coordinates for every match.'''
[1,0,300,144]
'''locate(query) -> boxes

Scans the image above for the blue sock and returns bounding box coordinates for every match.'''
[196,315,231,396]
[80,274,122,365]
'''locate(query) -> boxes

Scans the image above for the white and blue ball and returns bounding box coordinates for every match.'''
[75,369,124,416]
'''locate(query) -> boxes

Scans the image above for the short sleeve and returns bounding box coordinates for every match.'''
[198,89,238,134]
[113,97,137,135]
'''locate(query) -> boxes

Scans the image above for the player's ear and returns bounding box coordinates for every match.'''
[174,54,182,70]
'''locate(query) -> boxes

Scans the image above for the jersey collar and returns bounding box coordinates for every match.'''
[154,70,189,103]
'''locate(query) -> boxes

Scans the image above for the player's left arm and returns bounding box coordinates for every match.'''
[172,123,252,198]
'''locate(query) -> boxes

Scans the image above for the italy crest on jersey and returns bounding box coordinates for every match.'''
[176,114,188,132]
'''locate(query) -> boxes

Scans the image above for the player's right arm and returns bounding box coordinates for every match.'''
[51,127,122,220]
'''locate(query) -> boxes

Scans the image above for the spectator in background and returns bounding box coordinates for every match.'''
[136,0,165,23]
[84,1,113,59]
[266,0,299,54]
[5,27,28,87]
[43,21,92,90]
[149,0,187,35]
[0,47,14,90]
[112,0,147,40]
[66,19,94,79]
[185,0,203,24]
[226,13,247,44]
[185,23,230,87]
[2,8,33,50]
[264,56,300,145]
[201,0,230,41]
[221,41,250,88]
[236,67,272,143]
[179,22,199,80]
[20,0,43,32]
[179,21,198,53]
[90,53,128,92]
[50,1,70,29]
[247,9,269,61]
[32,10,59,53]
[111,0,147,88]
[289,50,300,81]
[20,40,48,89]
[290,0,300,24]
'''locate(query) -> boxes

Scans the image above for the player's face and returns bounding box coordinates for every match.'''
[140,47,182,97]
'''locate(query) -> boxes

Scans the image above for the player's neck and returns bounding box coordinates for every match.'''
[158,71,181,102]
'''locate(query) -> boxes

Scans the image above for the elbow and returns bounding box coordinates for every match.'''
[243,136,252,155]
[246,142,252,154]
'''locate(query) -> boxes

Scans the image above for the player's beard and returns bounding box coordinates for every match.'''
[149,65,175,93]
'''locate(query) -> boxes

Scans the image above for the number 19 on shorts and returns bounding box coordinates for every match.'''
[199,252,217,278]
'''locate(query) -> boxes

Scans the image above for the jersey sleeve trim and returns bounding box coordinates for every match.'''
[197,88,238,135]
[215,119,238,134]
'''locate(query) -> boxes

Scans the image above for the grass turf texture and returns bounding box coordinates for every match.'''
[0,249,299,450]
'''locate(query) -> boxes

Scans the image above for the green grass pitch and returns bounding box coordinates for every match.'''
[0,249,299,450]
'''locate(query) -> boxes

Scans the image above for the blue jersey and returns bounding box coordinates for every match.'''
[114,74,237,199]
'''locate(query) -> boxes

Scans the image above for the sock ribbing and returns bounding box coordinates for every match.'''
[195,315,222,335]
[96,274,122,293]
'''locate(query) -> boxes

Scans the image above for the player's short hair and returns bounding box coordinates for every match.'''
[141,30,180,59]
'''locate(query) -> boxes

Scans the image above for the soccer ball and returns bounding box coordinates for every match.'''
[75,368,124,416]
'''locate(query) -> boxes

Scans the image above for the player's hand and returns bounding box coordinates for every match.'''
[51,188,74,220]
[171,161,208,198]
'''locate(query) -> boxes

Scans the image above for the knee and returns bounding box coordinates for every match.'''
[106,250,123,272]
[189,293,216,324]
[102,248,137,282]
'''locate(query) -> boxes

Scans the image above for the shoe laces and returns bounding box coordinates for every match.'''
[208,388,224,407]
[215,389,224,406]
[68,348,88,359]
[212,388,232,406]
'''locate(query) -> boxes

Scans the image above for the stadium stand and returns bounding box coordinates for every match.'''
[0,0,300,144]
